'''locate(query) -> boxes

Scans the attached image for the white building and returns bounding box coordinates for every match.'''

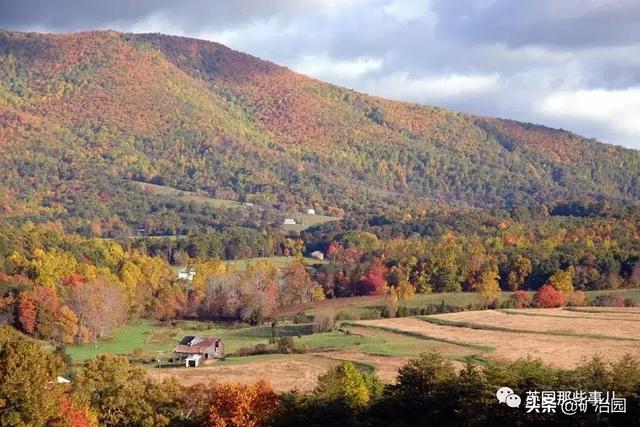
[283,218,296,225]
[307,209,316,215]
[185,354,202,368]
[177,266,196,282]
[310,250,324,260]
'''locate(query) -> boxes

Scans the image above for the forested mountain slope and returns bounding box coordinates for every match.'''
[0,29,639,235]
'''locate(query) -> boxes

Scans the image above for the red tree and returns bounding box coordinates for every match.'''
[18,292,37,335]
[509,290,530,308]
[359,258,388,295]
[533,285,566,308]
[56,396,96,427]
[326,241,343,259]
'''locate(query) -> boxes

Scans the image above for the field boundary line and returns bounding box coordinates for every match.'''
[499,309,639,322]
[565,307,640,315]
[343,322,495,353]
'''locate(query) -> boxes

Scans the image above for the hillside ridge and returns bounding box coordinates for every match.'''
[0,29,639,234]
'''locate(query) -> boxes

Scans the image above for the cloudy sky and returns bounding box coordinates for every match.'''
[1,0,639,149]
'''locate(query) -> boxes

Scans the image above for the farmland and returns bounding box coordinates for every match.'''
[66,301,640,391]
[357,307,640,368]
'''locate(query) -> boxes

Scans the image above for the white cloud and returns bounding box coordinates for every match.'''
[383,0,437,24]
[292,53,384,81]
[536,87,640,147]
[364,72,501,101]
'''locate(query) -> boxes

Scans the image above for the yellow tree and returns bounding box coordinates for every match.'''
[31,250,78,288]
[313,362,382,410]
[56,306,79,344]
[0,327,67,427]
[548,267,575,293]
[474,265,501,304]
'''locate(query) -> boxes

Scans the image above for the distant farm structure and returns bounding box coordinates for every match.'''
[173,336,224,367]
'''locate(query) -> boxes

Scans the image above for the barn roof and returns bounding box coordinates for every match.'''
[173,336,222,354]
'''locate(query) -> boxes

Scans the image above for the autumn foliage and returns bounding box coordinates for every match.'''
[533,285,567,308]
[207,380,278,427]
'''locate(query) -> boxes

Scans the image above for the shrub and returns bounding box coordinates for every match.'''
[236,343,275,356]
[277,336,296,354]
[358,308,381,320]
[533,285,566,308]
[509,291,530,308]
[624,298,637,307]
[380,306,395,318]
[293,311,309,324]
[248,308,263,325]
[592,294,625,307]
[566,291,587,307]
[397,306,410,317]
[335,310,359,321]
[313,312,335,333]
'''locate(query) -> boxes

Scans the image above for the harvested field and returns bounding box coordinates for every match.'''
[358,314,640,368]
[434,310,640,340]
[148,351,408,391]
[148,355,339,392]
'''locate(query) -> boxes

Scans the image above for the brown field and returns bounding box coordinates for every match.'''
[358,309,640,368]
[148,355,339,392]
[436,310,640,340]
[148,352,409,391]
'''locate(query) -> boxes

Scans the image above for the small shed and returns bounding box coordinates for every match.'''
[310,250,324,260]
[307,209,316,215]
[185,354,202,368]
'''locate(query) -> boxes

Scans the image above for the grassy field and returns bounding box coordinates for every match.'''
[66,320,316,362]
[135,181,340,231]
[281,214,339,232]
[136,181,243,208]
[226,256,327,271]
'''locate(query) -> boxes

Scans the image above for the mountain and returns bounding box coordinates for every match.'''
[0,29,639,234]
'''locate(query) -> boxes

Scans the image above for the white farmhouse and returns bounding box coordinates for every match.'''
[283,218,296,225]
[307,209,316,215]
